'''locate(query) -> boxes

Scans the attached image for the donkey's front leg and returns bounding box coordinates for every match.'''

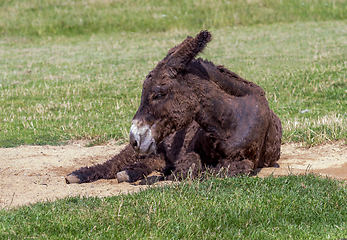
[116,153,168,183]
[65,145,139,184]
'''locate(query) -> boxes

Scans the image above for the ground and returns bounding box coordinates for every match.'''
[1,140,346,209]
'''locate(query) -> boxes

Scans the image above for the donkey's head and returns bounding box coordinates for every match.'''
[129,30,212,154]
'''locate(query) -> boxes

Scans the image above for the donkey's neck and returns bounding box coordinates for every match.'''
[191,82,238,142]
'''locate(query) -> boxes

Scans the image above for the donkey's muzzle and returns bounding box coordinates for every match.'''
[129,120,156,154]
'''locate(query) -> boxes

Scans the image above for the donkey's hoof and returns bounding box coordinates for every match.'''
[117,171,130,183]
[65,174,80,184]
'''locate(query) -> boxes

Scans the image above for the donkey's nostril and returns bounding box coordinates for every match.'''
[130,138,139,149]
[129,131,139,150]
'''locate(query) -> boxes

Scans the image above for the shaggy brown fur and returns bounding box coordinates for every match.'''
[66,30,282,184]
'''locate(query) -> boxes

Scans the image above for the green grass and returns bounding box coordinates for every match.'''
[1,0,347,37]
[1,174,346,239]
[1,21,346,147]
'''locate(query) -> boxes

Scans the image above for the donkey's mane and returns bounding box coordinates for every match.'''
[192,58,265,97]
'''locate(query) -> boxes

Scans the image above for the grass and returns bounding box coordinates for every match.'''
[1,21,346,147]
[1,0,347,37]
[0,174,346,239]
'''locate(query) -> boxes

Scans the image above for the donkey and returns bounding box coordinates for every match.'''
[66,30,282,184]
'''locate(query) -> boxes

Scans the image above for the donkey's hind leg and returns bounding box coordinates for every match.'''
[65,144,140,184]
[259,110,282,168]
[214,158,255,178]
[167,152,204,181]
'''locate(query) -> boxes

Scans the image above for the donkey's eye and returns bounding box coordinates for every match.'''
[153,92,166,101]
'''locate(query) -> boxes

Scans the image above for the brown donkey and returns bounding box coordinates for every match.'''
[66,30,282,184]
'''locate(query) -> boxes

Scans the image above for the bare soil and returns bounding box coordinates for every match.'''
[1,140,346,209]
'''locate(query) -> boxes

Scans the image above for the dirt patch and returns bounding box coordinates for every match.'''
[257,141,347,179]
[1,140,346,209]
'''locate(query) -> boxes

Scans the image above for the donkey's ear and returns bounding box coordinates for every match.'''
[167,30,212,77]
